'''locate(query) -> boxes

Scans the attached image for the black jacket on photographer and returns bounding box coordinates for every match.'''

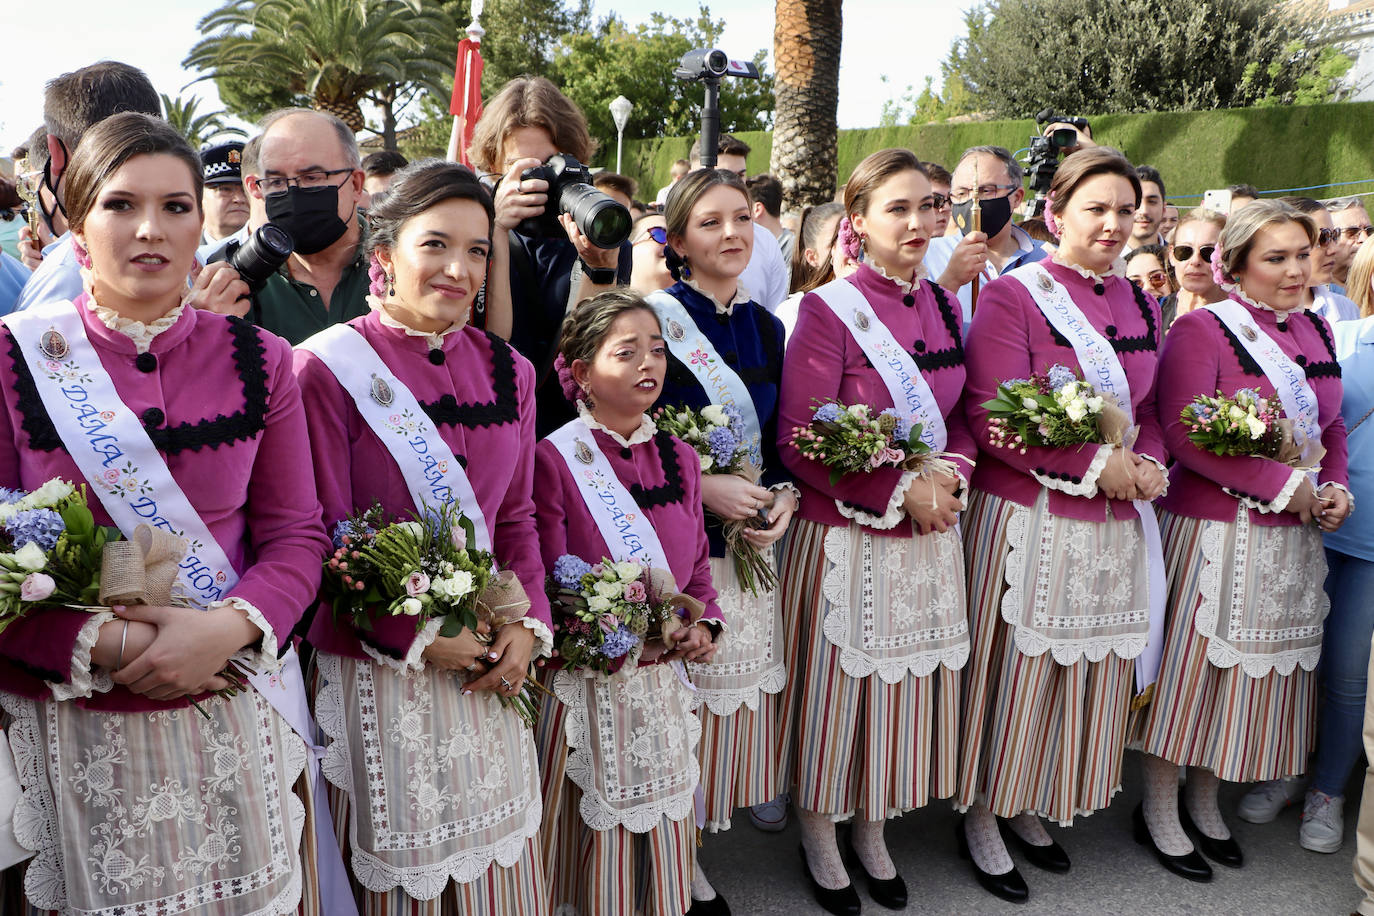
[507,232,631,437]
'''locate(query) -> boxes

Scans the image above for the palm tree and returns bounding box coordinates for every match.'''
[770,0,842,210]
[184,0,456,150]
[160,93,246,148]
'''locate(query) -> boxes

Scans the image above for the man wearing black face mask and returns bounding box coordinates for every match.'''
[924,145,1047,325]
[242,108,371,343]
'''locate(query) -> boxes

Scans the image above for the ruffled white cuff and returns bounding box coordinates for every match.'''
[362,618,443,673]
[1034,444,1112,497]
[770,481,801,508]
[835,470,918,530]
[1227,468,1306,514]
[517,616,554,660]
[49,610,117,702]
[212,597,282,673]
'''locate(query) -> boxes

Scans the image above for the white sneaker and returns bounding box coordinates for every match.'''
[1299,790,1344,853]
[1237,777,1305,824]
[748,793,790,832]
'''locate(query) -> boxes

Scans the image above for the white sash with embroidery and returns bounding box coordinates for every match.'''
[1007,264,1166,692]
[645,290,764,465]
[546,418,667,566]
[811,278,948,451]
[298,323,492,551]
[1205,297,1323,482]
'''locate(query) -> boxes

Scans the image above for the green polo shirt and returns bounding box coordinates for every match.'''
[252,230,371,344]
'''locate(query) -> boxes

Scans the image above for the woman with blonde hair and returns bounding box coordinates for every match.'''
[1343,237,1374,318]
[1160,208,1227,328]
[1137,199,1350,878]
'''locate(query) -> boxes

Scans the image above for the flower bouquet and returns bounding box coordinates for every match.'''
[790,401,953,486]
[653,404,777,595]
[323,504,543,726]
[982,364,1132,453]
[546,554,705,676]
[1180,388,1320,466]
[0,480,252,717]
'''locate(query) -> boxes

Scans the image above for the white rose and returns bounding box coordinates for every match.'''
[396,521,425,540]
[1244,415,1266,439]
[29,480,73,508]
[1065,400,1087,422]
[1227,405,1245,422]
[1021,397,1039,410]
[1085,395,1104,413]
[433,571,474,600]
[593,580,623,599]
[612,561,643,582]
[699,455,715,472]
[846,404,866,419]
[587,594,613,613]
[700,405,727,426]
[401,597,423,616]
[13,542,46,572]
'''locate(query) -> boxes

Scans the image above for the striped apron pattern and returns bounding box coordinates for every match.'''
[1135,510,1319,782]
[780,518,960,820]
[957,489,1135,826]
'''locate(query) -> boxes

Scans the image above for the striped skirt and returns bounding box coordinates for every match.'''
[956,490,1135,826]
[780,518,960,821]
[535,680,692,916]
[692,555,785,832]
[1134,511,1319,782]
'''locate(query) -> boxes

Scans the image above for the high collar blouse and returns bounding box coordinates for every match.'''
[1156,291,1348,526]
[778,263,977,534]
[293,310,550,662]
[0,296,330,709]
[962,258,1167,522]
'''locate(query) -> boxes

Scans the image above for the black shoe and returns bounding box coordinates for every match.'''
[957,817,1029,903]
[1132,803,1212,882]
[1179,799,1244,868]
[798,844,861,916]
[997,818,1071,873]
[686,892,732,916]
[840,826,908,909]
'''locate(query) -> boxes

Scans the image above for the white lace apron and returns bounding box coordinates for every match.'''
[820,523,969,684]
[552,664,701,833]
[1,690,307,916]
[1002,489,1152,664]
[315,653,541,900]
[686,553,785,716]
[1194,506,1330,678]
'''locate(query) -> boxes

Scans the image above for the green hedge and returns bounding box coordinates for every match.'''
[601,101,1374,206]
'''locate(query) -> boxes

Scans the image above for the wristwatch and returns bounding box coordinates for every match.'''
[579,259,617,285]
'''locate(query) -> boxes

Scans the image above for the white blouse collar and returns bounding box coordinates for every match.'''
[869,260,928,293]
[83,297,185,355]
[1231,287,1302,326]
[1051,249,1126,282]
[372,298,466,349]
[577,401,657,447]
[683,276,753,316]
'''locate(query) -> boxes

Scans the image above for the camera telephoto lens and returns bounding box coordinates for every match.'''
[561,183,632,249]
[227,224,294,292]
[1051,128,1078,149]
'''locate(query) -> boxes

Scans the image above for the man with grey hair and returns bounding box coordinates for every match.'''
[241,107,370,343]
[924,145,1046,323]
[1329,197,1372,292]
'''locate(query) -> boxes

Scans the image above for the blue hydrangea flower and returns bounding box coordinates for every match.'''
[813,403,843,423]
[879,408,913,443]
[4,508,65,552]
[598,624,640,658]
[1000,378,1031,389]
[1235,388,1261,405]
[553,554,593,591]
[722,405,745,434]
[1046,364,1079,390]
[707,426,739,467]
[0,488,26,507]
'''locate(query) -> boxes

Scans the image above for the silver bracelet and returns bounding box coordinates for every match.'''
[116,620,129,670]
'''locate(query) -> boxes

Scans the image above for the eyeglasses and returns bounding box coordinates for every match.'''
[1318,227,1340,247]
[948,183,1019,204]
[931,193,951,211]
[250,168,354,196]
[1171,244,1215,263]
[1340,225,1374,239]
[1130,270,1169,287]
[632,226,667,245]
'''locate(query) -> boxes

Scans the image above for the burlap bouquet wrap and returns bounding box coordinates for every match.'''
[98,524,187,607]
[647,567,706,644]
[473,569,534,640]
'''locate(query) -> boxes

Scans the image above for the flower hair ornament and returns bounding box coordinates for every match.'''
[367,252,394,298]
[72,237,93,270]
[554,352,586,405]
[1209,245,1235,291]
[838,216,865,262]
[1043,191,1061,239]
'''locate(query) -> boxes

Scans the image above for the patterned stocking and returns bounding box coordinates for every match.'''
[964,802,1015,875]
[1185,766,1231,840]
[799,808,849,890]
[1142,753,1192,856]
[1004,812,1052,847]
[852,818,896,880]
[690,850,717,902]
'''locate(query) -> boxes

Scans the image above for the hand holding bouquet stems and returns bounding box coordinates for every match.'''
[324,503,545,726]
[653,404,779,595]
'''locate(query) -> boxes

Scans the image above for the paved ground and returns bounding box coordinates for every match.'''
[698,754,1365,915]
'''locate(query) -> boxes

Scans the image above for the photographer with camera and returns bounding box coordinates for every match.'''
[469,76,633,436]
[925,146,1047,324]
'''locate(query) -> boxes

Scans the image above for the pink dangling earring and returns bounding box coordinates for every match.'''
[386,272,396,297]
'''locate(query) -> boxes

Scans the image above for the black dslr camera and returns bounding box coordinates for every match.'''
[510,154,631,250]
[209,224,294,294]
[1024,109,1091,215]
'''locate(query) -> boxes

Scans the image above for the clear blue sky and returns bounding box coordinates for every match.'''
[0,0,977,155]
